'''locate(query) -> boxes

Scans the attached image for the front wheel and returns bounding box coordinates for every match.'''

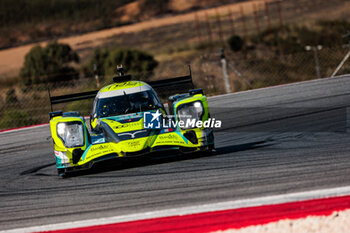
[199,144,215,156]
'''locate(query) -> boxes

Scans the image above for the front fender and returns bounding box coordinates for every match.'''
[50,115,90,168]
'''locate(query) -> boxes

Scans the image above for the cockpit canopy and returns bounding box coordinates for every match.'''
[92,89,163,118]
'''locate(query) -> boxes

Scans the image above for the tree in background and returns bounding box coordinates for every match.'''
[20,41,79,86]
[87,47,158,79]
[104,48,158,77]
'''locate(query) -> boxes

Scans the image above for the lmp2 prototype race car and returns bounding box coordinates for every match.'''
[49,67,215,176]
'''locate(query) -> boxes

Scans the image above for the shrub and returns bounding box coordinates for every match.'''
[227,35,244,52]
[20,41,79,85]
[5,88,18,105]
[104,48,158,77]
[87,47,158,79]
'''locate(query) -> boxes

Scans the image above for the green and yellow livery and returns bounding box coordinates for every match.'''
[49,67,214,176]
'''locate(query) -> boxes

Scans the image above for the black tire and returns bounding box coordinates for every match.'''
[205,144,215,156]
[57,168,66,178]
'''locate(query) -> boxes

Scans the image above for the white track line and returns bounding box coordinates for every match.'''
[2,185,350,233]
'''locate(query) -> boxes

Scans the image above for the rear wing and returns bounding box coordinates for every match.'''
[49,90,98,105]
[48,89,98,112]
[48,65,194,111]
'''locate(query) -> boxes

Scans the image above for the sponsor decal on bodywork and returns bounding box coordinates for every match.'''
[118,130,147,139]
[154,133,187,145]
[54,150,69,163]
[54,150,70,168]
[83,144,116,161]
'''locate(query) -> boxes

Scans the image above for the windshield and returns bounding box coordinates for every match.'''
[95,90,162,117]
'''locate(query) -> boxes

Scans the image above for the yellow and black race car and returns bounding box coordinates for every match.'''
[49,67,215,176]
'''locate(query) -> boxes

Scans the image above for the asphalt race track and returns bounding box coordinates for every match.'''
[1,75,350,231]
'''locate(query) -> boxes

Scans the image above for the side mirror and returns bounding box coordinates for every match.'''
[90,115,100,132]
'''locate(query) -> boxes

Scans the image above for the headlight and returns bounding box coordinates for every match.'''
[177,101,204,129]
[57,122,84,148]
